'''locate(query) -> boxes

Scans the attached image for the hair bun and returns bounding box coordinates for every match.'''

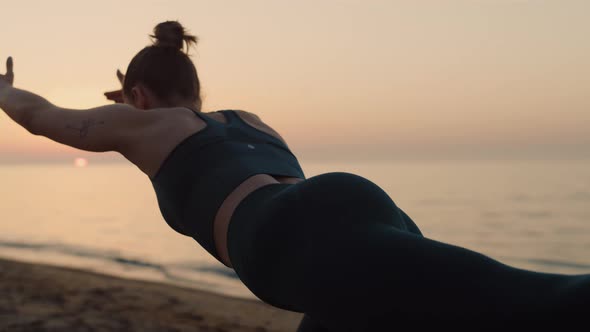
[151,20,198,53]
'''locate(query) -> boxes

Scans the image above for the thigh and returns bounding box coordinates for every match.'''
[304,222,574,329]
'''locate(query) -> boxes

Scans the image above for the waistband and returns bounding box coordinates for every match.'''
[227,183,293,271]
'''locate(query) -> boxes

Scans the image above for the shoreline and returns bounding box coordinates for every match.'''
[0,257,303,331]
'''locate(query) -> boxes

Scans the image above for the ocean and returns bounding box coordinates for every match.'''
[1,159,589,300]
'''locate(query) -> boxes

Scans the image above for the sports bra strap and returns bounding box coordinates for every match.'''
[219,110,240,123]
[186,107,211,124]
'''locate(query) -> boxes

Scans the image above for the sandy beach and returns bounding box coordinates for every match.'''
[0,258,303,332]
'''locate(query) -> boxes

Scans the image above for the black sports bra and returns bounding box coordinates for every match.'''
[150,109,305,263]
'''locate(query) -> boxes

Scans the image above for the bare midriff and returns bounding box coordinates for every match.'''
[213,174,304,268]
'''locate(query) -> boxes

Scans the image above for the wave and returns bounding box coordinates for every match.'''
[0,239,239,283]
[505,256,590,273]
[567,191,590,202]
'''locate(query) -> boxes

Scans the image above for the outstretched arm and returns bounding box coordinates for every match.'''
[0,57,160,154]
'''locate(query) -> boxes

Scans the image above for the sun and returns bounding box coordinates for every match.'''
[74,157,88,168]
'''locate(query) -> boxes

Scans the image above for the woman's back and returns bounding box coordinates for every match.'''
[148,108,305,262]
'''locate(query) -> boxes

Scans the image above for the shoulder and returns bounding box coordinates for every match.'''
[132,107,198,134]
[118,105,195,126]
[231,109,289,146]
[120,106,205,177]
[234,109,262,122]
[87,105,198,150]
[119,106,201,148]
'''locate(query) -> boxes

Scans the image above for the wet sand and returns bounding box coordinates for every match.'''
[0,258,303,331]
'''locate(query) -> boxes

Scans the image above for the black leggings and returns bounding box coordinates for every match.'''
[227,172,590,330]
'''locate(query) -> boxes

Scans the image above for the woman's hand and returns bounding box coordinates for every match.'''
[104,69,125,103]
[0,57,14,91]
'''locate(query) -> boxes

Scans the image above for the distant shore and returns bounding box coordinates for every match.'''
[0,258,303,331]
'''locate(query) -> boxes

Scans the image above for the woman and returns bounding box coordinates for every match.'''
[1,21,588,331]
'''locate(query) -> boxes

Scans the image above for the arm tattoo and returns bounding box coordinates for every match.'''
[66,119,105,138]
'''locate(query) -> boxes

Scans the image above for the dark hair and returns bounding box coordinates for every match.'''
[123,21,201,108]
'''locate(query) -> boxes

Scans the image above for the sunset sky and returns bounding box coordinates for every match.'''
[1,0,588,163]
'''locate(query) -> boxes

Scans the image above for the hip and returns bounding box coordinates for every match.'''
[213,173,304,268]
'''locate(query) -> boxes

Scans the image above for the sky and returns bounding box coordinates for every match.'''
[0,0,589,163]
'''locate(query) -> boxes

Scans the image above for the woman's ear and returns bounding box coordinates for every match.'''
[131,85,149,109]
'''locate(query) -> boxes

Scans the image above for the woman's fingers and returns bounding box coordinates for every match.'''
[116,69,125,85]
[103,69,124,103]
[6,57,14,84]
[6,57,13,73]
[104,89,124,103]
